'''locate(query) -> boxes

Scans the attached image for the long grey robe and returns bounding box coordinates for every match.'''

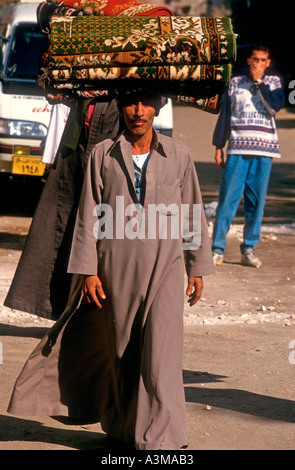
[8,131,214,450]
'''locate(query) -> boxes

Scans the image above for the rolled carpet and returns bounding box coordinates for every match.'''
[45,0,174,17]
[40,4,236,113]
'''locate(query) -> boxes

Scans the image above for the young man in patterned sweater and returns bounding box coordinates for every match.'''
[211,44,285,268]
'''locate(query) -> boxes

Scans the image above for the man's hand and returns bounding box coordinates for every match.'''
[215,148,225,168]
[82,275,106,309]
[250,62,265,82]
[250,61,266,82]
[186,276,204,306]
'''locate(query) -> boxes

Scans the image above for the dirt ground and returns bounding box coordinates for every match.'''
[0,105,294,452]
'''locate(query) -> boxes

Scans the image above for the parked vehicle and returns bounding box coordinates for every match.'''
[0,0,51,178]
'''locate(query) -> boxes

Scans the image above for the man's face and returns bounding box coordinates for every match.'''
[247,49,270,77]
[122,96,160,137]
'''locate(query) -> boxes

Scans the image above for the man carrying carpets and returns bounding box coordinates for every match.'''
[7,92,214,450]
[211,44,285,268]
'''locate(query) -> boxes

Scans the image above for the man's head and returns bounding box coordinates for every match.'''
[247,44,271,79]
[117,92,165,138]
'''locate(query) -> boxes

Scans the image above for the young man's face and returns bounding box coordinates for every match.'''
[247,49,270,77]
[122,96,160,138]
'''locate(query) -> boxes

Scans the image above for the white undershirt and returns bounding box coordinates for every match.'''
[132,152,150,170]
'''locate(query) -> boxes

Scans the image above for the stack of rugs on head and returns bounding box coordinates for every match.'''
[38,0,237,114]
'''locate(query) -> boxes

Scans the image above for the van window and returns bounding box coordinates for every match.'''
[4,23,49,80]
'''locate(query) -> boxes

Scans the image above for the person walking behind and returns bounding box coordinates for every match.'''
[211,44,285,268]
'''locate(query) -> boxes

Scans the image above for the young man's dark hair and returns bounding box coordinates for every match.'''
[248,43,270,58]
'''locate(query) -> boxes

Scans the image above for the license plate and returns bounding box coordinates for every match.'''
[12,155,46,176]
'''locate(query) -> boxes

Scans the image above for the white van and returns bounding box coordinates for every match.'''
[0,0,51,177]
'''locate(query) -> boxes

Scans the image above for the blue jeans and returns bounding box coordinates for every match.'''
[212,155,273,254]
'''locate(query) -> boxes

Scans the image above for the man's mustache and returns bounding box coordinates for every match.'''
[130,117,147,123]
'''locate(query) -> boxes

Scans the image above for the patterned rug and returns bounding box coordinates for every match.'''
[47,16,235,96]
[174,93,223,114]
[48,16,235,68]
[39,2,237,113]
